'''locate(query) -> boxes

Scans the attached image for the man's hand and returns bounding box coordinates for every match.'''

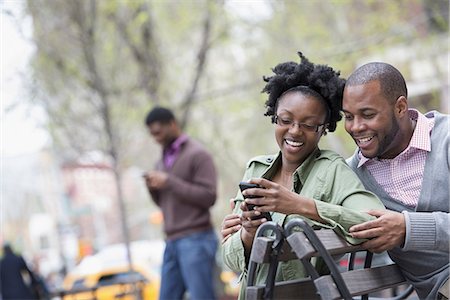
[349,210,406,253]
[143,171,168,190]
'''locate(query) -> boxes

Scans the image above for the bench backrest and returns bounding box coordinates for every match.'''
[246,220,411,300]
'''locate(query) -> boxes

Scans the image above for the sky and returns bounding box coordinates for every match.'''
[1,0,48,158]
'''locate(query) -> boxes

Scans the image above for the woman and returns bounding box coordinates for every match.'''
[221,52,385,299]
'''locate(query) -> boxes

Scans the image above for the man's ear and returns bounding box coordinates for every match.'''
[395,96,408,117]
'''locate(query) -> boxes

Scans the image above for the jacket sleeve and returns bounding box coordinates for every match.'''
[222,228,247,274]
[312,160,386,244]
[222,157,270,274]
[165,150,217,209]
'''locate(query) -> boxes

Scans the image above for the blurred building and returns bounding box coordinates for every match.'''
[2,149,162,278]
[62,161,120,250]
[2,149,67,276]
[61,153,163,259]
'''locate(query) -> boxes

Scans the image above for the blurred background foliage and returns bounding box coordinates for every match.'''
[4,0,448,261]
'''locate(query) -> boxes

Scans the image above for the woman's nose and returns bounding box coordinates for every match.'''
[288,123,304,134]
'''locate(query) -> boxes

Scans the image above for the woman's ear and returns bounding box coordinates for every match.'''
[321,124,329,136]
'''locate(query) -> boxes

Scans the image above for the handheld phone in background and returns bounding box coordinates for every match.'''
[238,182,272,221]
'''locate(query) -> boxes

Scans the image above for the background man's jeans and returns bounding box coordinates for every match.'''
[159,229,218,300]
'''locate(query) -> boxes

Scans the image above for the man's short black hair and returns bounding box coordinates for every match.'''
[145,106,176,126]
[346,62,408,103]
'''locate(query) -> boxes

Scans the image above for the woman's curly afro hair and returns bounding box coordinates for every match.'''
[262,52,345,132]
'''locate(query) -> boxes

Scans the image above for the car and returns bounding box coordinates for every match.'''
[61,240,163,300]
[62,265,159,300]
[61,239,240,299]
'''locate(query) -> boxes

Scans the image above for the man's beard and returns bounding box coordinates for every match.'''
[376,114,400,159]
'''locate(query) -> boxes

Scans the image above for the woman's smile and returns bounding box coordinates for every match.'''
[284,138,305,152]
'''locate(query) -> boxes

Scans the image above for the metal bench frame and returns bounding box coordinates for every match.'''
[246,220,414,300]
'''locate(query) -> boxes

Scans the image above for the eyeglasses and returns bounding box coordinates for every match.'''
[274,115,327,132]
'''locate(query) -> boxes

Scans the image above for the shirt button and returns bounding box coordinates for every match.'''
[266,157,273,163]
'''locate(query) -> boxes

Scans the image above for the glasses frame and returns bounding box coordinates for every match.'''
[273,115,327,133]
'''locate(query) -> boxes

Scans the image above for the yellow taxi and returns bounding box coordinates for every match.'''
[62,264,159,300]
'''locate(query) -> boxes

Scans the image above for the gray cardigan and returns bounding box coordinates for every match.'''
[347,111,449,299]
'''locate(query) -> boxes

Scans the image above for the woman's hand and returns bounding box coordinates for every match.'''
[239,201,268,250]
[221,213,241,243]
[242,178,322,222]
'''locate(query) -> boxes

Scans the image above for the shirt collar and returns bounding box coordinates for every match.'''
[408,109,433,152]
[357,109,433,168]
[263,148,322,188]
[165,134,188,153]
[295,148,322,184]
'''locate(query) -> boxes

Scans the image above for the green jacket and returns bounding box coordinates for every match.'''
[222,148,385,299]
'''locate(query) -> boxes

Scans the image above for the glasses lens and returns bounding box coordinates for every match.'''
[275,115,325,132]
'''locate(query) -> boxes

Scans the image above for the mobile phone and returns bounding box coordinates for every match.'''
[239,182,263,198]
[238,182,272,221]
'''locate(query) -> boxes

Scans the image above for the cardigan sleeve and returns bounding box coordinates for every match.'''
[402,211,450,251]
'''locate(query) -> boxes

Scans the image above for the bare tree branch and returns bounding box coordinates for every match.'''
[112,2,162,104]
[179,1,213,129]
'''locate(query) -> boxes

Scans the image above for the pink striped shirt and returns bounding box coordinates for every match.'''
[357,109,435,208]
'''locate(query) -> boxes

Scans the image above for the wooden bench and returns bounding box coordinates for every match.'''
[246,220,414,300]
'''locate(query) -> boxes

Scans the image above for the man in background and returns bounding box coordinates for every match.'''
[342,62,449,299]
[143,106,218,300]
[0,243,39,299]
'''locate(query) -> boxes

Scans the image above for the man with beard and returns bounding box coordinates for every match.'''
[342,62,449,300]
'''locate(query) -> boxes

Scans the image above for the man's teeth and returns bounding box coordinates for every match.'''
[286,139,304,147]
[358,136,374,143]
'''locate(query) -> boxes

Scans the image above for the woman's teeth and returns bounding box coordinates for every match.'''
[285,139,304,147]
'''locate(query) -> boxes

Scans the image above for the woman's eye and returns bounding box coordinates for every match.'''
[280,119,292,125]
[303,124,316,129]
[344,115,353,120]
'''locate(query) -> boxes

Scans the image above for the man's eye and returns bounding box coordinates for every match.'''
[363,114,375,119]
[344,115,353,120]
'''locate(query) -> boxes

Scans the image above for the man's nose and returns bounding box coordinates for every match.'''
[351,117,367,133]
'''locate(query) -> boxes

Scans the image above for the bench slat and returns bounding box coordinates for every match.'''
[249,237,297,264]
[287,230,362,259]
[246,278,320,300]
[314,264,407,300]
